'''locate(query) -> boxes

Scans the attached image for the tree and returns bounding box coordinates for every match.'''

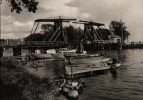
[24,33,44,41]
[64,25,83,43]
[95,28,111,40]
[109,20,130,42]
[6,0,39,13]
[24,25,84,43]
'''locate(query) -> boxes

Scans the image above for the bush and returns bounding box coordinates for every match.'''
[1,57,55,100]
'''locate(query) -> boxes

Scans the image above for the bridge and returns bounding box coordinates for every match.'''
[1,40,117,48]
[0,17,122,57]
[1,41,67,48]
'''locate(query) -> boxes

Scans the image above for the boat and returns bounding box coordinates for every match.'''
[64,58,122,79]
[58,43,102,59]
[58,48,77,55]
[25,49,66,61]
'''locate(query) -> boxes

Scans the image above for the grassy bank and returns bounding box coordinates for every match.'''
[1,57,55,100]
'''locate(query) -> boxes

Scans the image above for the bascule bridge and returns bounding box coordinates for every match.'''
[1,17,76,56]
[73,20,121,50]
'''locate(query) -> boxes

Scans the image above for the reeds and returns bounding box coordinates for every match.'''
[1,57,55,100]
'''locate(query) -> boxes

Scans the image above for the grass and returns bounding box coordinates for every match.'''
[1,57,55,100]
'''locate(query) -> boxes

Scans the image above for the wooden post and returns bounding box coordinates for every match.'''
[90,70,93,76]
[0,47,3,57]
[71,66,73,80]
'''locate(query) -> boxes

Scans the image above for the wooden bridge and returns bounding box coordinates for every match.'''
[0,17,122,56]
[1,41,67,48]
[1,40,117,48]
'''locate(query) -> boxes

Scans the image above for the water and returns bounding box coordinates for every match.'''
[55,49,143,100]
[3,49,143,100]
[79,49,143,100]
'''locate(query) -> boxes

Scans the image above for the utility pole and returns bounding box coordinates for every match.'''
[0,1,1,41]
[121,23,124,45]
[120,19,124,49]
[0,0,2,57]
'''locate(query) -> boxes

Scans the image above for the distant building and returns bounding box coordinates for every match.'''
[108,34,121,43]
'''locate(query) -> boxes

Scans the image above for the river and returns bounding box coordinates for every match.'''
[79,49,143,100]
[3,49,143,100]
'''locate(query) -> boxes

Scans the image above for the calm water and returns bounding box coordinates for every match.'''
[3,49,143,100]
[79,49,143,100]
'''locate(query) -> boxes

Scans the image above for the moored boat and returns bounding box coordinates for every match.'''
[64,57,122,79]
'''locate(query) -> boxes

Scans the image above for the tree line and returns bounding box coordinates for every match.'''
[24,20,130,43]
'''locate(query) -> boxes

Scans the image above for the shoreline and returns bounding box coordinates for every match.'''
[1,57,57,100]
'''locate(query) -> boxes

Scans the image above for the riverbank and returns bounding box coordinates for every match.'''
[1,57,56,100]
[123,43,143,49]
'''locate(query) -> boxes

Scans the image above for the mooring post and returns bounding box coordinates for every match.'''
[90,70,93,76]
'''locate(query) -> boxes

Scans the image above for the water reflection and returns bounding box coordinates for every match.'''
[3,49,143,100]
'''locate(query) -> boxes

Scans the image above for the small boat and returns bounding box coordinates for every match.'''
[25,52,66,61]
[58,48,77,56]
[65,57,122,79]
[26,53,53,60]
[58,43,102,58]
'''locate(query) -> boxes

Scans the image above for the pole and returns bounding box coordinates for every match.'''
[71,66,73,80]
[0,1,2,56]
[120,19,123,49]
[0,0,2,40]
[122,23,123,45]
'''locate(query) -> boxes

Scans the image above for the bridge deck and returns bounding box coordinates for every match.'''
[1,40,118,48]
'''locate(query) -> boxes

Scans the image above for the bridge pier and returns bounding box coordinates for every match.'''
[13,47,21,56]
[0,47,4,57]
[28,47,36,53]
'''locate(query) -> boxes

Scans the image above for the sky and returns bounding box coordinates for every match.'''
[1,0,143,42]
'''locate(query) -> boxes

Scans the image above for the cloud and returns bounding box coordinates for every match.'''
[1,15,33,31]
[1,15,15,32]
[1,15,15,24]
[1,0,81,39]
[80,13,90,19]
[1,0,143,41]
[1,32,30,39]
[1,15,32,39]
[38,0,80,18]
[13,21,33,29]
[67,0,143,41]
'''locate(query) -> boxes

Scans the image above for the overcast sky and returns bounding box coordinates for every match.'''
[1,0,143,41]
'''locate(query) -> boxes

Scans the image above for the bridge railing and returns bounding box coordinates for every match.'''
[24,41,67,46]
[92,40,113,43]
[1,41,68,47]
[1,40,121,47]
[1,41,23,47]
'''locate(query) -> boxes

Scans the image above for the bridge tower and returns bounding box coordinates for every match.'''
[73,20,105,50]
[32,17,76,43]
[79,20,105,42]
[27,17,76,52]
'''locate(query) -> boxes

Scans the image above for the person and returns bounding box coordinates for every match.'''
[110,58,118,79]
[67,57,72,65]
[59,75,66,88]
[112,58,118,64]
[111,58,118,68]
